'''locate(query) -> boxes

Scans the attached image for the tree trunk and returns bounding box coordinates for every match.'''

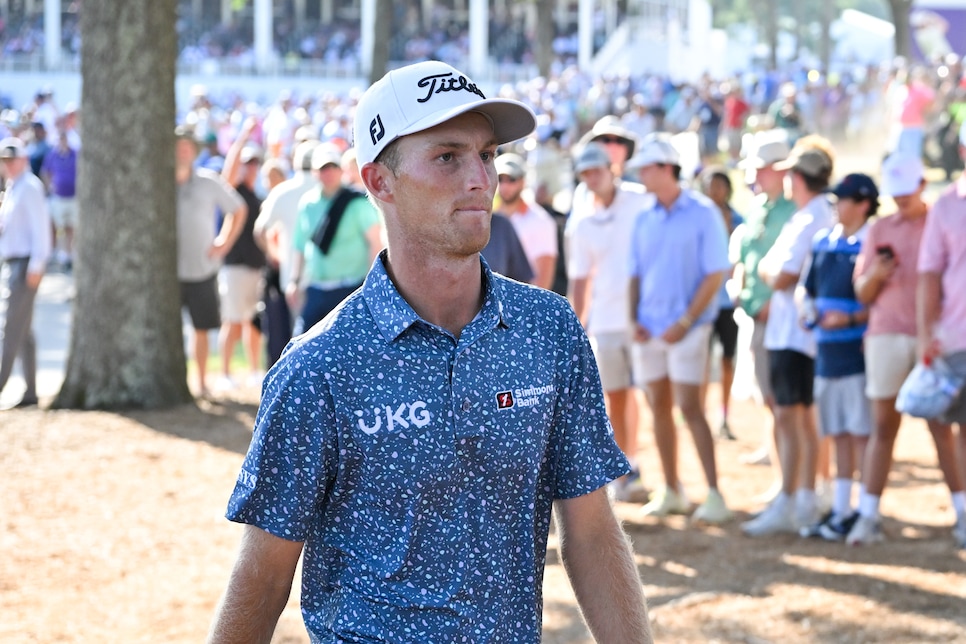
[53,0,192,409]
[534,0,555,78]
[889,0,913,60]
[762,0,778,71]
[369,0,393,85]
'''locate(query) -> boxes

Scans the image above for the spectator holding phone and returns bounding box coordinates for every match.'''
[850,153,966,546]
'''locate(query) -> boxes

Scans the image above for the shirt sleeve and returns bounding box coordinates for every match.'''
[226,350,338,540]
[550,308,630,498]
[27,181,53,274]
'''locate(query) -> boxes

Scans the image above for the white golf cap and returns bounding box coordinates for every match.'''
[353,60,536,166]
[880,153,924,197]
[625,133,681,170]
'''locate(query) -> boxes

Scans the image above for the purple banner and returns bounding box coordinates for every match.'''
[910,5,966,62]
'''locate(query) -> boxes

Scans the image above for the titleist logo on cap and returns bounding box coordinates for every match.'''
[415,72,486,103]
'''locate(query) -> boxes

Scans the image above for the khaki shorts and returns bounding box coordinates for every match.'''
[864,334,918,400]
[49,195,78,228]
[750,320,773,403]
[219,265,264,323]
[815,373,872,437]
[632,323,712,386]
[590,330,634,392]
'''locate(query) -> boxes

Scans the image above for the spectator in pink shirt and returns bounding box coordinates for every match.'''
[888,67,935,158]
[917,123,966,549]
[849,153,965,546]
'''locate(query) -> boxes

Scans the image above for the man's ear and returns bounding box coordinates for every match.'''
[361,163,394,204]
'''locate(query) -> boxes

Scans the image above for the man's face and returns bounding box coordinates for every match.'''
[175,138,197,168]
[834,196,867,226]
[317,164,343,194]
[381,111,498,258]
[496,172,524,203]
[754,165,785,195]
[636,163,668,193]
[579,165,613,197]
[595,136,630,166]
[0,156,26,179]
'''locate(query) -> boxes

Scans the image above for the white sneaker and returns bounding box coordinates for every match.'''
[742,497,796,536]
[641,486,690,517]
[614,471,649,503]
[692,489,733,524]
[846,515,884,546]
[953,512,966,550]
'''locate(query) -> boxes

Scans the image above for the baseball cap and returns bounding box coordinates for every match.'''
[773,146,832,178]
[625,133,681,170]
[831,173,879,201]
[573,142,611,174]
[353,60,536,166]
[495,152,526,180]
[0,137,26,159]
[293,140,320,171]
[311,142,343,170]
[880,154,924,197]
[739,130,790,169]
[239,144,263,164]
[576,115,638,156]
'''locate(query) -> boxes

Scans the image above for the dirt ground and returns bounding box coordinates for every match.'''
[3,381,965,643]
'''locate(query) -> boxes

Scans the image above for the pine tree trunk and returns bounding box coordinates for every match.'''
[53,0,193,409]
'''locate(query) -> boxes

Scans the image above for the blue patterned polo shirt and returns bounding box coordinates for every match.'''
[226,254,629,643]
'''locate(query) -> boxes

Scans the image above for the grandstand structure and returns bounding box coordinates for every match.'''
[0,0,714,109]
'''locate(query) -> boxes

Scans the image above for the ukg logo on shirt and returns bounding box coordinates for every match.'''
[355,401,431,435]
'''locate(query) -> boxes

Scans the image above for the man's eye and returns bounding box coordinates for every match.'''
[439,152,454,162]
[480,151,493,162]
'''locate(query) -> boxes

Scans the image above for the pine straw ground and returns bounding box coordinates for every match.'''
[3,383,965,643]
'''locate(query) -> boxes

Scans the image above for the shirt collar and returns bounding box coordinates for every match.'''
[363,251,510,345]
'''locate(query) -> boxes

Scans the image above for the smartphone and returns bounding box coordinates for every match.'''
[876,245,895,261]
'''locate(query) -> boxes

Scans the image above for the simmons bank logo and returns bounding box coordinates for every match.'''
[355,401,431,435]
[496,384,554,410]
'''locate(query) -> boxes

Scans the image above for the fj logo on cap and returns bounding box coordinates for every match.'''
[369,115,385,146]
[416,72,486,103]
[496,391,515,410]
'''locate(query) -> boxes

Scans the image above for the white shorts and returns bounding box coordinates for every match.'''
[590,330,633,392]
[219,265,263,323]
[49,195,78,228]
[864,334,918,400]
[815,373,872,437]
[632,323,712,386]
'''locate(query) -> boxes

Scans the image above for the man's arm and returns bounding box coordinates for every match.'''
[661,270,724,344]
[211,203,248,259]
[532,254,557,290]
[917,271,943,360]
[208,525,304,644]
[554,489,652,643]
[568,276,590,327]
[629,275,648,342]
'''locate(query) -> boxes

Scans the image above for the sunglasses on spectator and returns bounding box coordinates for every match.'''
[498,175,522,183]
[596,136,627,144]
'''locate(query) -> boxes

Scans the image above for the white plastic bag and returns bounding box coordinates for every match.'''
[896,357,966,419]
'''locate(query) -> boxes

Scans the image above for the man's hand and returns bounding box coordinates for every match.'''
[26,271,43,290]
[633,323,651,343]
[660,321,688,344]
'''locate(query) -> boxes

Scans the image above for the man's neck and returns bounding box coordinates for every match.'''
[656,185,682,211]
[175,165,192,184]
[503,197,527,215]
[593,182,617,208]
[898,200,928,221]
[383,248,484,340]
